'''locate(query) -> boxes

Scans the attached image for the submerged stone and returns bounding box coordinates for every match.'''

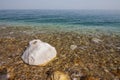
[91,38,102,43]
[21,39,57,66]
[116,47,120,50]
[47,71,70,80]
[70,45,77,50]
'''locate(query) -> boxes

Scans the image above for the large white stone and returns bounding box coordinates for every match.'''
[21,39,57,66]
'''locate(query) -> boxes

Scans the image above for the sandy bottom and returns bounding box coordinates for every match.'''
[0,26,120,80]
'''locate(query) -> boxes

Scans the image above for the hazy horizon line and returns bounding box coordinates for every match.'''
[0,8,120,11]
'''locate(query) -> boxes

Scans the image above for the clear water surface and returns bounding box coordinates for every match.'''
[0,10,120,34]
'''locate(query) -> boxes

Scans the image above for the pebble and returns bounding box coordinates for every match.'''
[47,71,70,80]
[91,38,102,43]
[9,32,14,35]
[73,78,80,80]
[0,62,6,66]
[70,45,77,50]
[116,47,120,50]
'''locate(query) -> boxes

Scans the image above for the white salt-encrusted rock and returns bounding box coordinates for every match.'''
[21,39,57,66]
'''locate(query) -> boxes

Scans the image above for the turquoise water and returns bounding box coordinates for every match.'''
[0,10,120,34]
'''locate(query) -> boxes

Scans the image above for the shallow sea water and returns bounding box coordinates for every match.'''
[0,10,120,34]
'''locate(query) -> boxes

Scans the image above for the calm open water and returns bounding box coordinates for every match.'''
[0,10,120,34]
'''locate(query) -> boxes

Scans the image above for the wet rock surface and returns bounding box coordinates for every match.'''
[0,26,120,80]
